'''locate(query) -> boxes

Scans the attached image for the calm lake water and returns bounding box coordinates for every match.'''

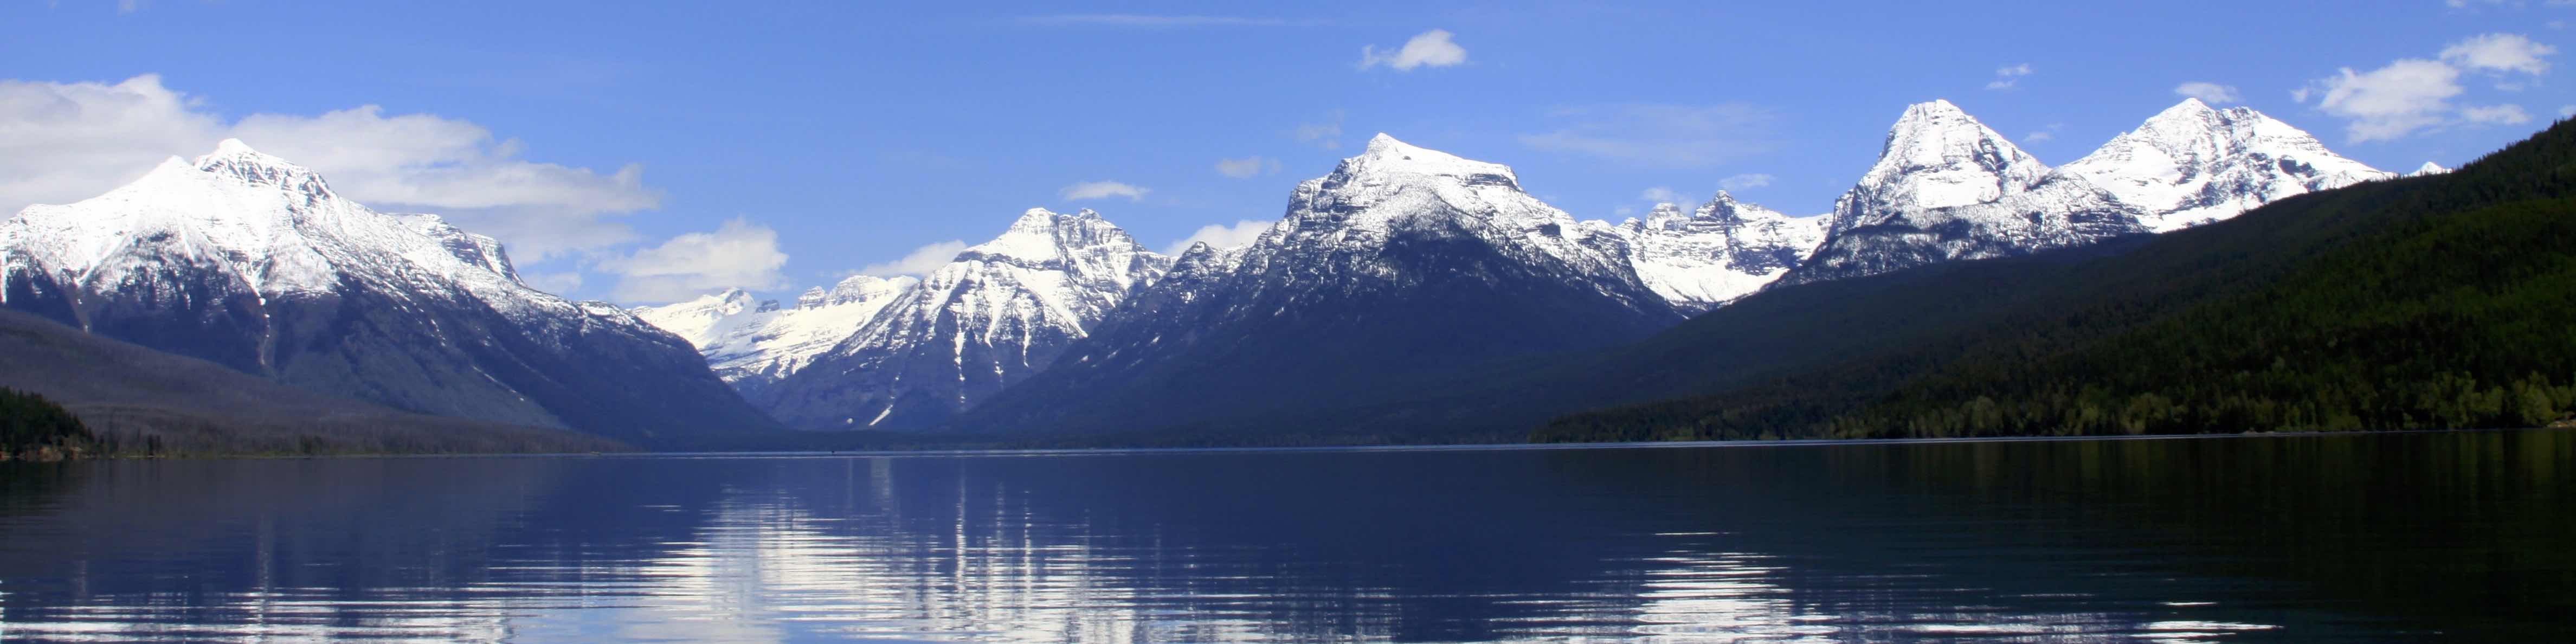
[0,431,2568,642]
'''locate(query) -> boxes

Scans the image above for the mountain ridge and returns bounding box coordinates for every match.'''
[0,140,778,445]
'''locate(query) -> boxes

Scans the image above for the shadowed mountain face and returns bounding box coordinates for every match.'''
[0,308,623,455]
[957,134,1682,437]
[0,141,777,446]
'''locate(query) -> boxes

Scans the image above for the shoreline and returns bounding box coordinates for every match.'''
[24,426,2557,463]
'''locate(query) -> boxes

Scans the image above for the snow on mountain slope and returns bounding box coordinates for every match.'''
[1618,192,1829,313]
[0,139,777,442]
[1783,100,2112,286]
[631,274,915,397]
[2410,162,2452,177]
[762,208,1171,430]
[2057,98,2393,232]
[1785,99,2386,287]
[1827,100,2052,238]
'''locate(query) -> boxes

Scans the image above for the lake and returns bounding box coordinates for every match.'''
[0,431,2568,641]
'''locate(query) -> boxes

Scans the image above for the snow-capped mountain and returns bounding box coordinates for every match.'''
[631,274,915,398]
[0,140,777,443]
[1785,100,2135,285]
[1618,192,1829,313]
[1785,99,2387,286]
[1828,99,2053,236]
[959,134,1683,435]
[761,208,1171,430]
[2057,98,2390,232]
[2410,162,2452,177]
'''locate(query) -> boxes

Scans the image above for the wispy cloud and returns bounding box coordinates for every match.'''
[1061,180,1149,201]
[1162,220,1272,255]
[1720,173,1775,191]
[2441,33,2556,75]
[1518,102,1776,169]
[1017,15,1323,28]
[596,218,790,304]
[2174,81,2243,105]
[1214,156,1280,178]
[2463,103,2533,124]
[1986,63,2033,90]
[2021,123,2068,144]
[1293,110,1345,149]
[1359,29,1469,71]
[860,240,968,277]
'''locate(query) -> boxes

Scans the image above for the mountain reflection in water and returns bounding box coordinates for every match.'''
[0,431,2568,641]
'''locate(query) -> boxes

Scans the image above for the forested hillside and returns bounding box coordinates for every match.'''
[1538,119,2576,442]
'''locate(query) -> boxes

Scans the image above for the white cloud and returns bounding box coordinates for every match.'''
[1358,29,1467,71]
[858,240,968,278]
[1214,155,1280,178]
[595,218,790,304]
[1016,15,1321,27]
[1161,219,1272,255]
[1720,173,1775,190]
[1639,186,1682,203]
[2560,104,2575,117]
[1985,63,2033,90]
[1060,181,1149,201]
[2440,33,2556,75]
[2463,103,2534,124]
[0,74,661,260]
[2174,81,2243,105]
[1518,102,1775,169]
[2303,34,2556,142]
[2023,130,2056,143]
[0,75,223,210]
[2313,59,2466,141]
[1293,110,1345,149]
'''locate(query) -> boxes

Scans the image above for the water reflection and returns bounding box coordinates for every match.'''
[0,431,2568,641]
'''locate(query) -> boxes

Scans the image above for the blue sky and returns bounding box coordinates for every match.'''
[4,1,2567,303]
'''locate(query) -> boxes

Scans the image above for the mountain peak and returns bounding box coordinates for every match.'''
[2137,98,2226,131]
[2411,161,2452,176]
[1339,133,1518,186]
[1008,207,1109,231]
[2056,100,2388,233]
[1887,99,2009,143]
[194,138,297,169]
[190,138,332,196]
[211,137,261,156]
[1641,202,1688,225]
[1851,99,2047,215]
[2160,96,2217,116]
[1900,99,1967,119]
